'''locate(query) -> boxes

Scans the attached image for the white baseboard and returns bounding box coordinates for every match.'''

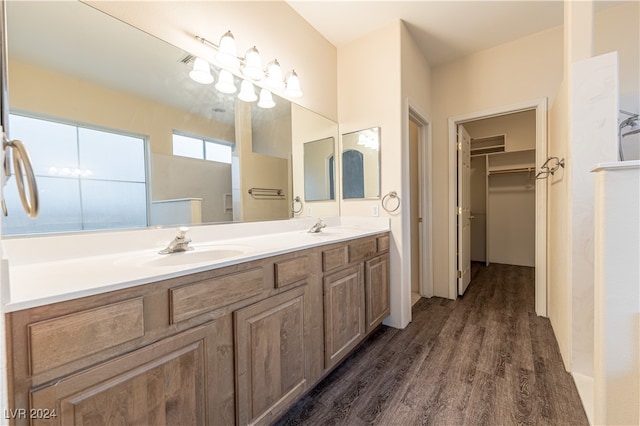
[572,372,594,425]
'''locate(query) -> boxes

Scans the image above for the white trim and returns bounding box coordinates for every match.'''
[408,102,433,300]
[534,99,548,316]
[448,98,548,316]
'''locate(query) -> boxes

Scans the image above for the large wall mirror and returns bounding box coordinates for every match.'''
[3,1,338,235]
[342,127,380,199]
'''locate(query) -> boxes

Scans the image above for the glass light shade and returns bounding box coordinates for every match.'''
[284,70,303,98]
[241,46,264,80]
[189,57,214,84]
[215,69,237,94]
[265,59,285,89]
[257,88,275,109]
[216,30,239,69]
[238,80,258,102]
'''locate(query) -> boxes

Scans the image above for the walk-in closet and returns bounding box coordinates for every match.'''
[465,110,536,268]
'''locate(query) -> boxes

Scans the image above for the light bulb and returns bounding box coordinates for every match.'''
[238,80,258,102]
[189,57,214,84]
[257,88,275,108]
[216,30,239,69]
[284,70,302,98]
[265,59,285,89]
[215,69,237,94]
[241,46,264,80]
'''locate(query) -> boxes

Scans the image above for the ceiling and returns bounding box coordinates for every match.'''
[286,1,622,66]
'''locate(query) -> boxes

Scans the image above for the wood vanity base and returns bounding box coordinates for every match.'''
[5,233,389,426]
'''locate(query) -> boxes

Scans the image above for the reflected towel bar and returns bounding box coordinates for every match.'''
[248,188,285,199]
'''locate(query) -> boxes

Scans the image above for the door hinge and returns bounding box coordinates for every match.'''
[418,217,423,223]
[457,206,462,215]
[457,270,462,279]
[457,142,462,151]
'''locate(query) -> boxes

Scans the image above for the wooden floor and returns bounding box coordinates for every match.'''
[275,263,588,426]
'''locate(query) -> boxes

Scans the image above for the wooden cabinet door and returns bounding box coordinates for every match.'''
[234,286,307,426]
[365,254,391,331]
[28,319,234,426]
[323,264,365,370]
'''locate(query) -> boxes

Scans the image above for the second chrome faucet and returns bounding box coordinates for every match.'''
[308,218,326,233]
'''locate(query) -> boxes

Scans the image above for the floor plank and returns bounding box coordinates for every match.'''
[275,263,588,426]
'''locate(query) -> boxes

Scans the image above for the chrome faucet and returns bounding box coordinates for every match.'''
[308,218,326,233]
[159,226,193,254]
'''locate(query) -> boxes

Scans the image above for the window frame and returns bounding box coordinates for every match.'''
[3,110,151,235]
[172,130,233,164]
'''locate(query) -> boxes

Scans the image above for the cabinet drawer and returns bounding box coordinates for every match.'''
[349,239,377,263]
[274,255,309,288]
[170,267,264,323]
[28,298,144,375]
[322,246,349,272]
[377,234,390,253]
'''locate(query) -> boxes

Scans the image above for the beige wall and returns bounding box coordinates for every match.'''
[9,59,234,155]
[152,153,232,223]
[595,2,640,161]
[234,102,289,222]
[595,2,639,111]
[338,20,433,328]
[338,22,405,327]
[430,26,564,298]
[85,1,338,121]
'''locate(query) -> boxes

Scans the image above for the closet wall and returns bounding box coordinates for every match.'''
[466,110,536,267]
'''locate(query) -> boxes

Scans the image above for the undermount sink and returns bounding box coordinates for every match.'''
[116,244,253,268]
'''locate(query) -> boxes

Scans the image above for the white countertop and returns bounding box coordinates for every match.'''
[1,216,390,312]
[592,160,640,172]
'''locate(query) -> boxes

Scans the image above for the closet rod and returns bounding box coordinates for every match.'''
[487,167,534,175]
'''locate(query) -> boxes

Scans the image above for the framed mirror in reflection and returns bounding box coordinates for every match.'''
[3,1,337,236]
[303,137,335,202]
[342,127,381,199]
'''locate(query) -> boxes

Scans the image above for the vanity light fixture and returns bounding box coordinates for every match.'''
[284,70,303,98]
[195,31,302,100]
[238,80,258,102]
[216,30,240,69]
[241,46,264,80]
[215,69,237,94]
[265,59,285,89]
[257,88,275,109]
[189,57,214,84]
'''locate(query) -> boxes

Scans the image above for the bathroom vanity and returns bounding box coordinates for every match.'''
[2,219,390,426]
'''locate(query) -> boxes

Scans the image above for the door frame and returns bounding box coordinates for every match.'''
[405,100,433,308]
[410,107,433,299]
[447,98,548,316]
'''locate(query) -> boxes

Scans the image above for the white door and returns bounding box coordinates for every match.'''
[457,125,471,295]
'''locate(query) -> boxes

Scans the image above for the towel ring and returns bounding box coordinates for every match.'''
[3,137,39,218]
[381,191,400,213]
[291,196,303,215]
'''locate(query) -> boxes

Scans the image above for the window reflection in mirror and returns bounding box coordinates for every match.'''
[2,113,147,235]
[303,137,335,202]
[342,127,380,199]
